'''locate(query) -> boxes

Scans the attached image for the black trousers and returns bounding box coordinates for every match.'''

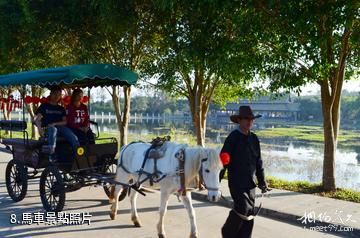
[222,188,255,238]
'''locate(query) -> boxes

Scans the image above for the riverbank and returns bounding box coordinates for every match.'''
[256,125,360,148]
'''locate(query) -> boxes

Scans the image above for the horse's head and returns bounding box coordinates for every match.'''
[199,148,223,202]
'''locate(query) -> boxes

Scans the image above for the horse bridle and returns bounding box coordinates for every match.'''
[199,157,220,192]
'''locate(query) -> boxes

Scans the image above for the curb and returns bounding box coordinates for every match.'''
[191,191,360,238]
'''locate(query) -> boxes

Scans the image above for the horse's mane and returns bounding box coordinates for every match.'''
[202,147,223,169]
[185,146,222,170]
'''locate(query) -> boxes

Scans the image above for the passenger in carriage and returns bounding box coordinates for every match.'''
[34,86,80,156]
[66,88,95,145]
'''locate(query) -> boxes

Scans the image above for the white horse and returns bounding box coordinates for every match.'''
[109,141,223,238]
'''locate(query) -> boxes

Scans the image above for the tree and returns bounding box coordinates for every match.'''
[252,0,360,191]
[90,0,160,146]
[0,0,83,138]
[296,96,322,121]
[153,0,262,146]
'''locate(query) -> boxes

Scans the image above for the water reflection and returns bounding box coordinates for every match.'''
[263,142,360,191]
[95,119,360,191]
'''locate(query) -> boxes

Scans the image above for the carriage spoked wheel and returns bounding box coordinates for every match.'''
[39,166,65,212]
[5,159,28,202]
[102,160,127,201]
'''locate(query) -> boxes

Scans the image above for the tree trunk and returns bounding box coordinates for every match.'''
[111,85,132,147]
[111,86,122,138]
[189,90,208,147]
[28,86,39,139]
[2,106,11,136]
[320,79,337,191]
[2,88,13,135]
[27,104,39,139]
[120,86,131,147]
[194,111,205,147]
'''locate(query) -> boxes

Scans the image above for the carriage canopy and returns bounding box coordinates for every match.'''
[0,64,138,88]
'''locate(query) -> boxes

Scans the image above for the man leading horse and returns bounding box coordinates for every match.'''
[220,106,271,238]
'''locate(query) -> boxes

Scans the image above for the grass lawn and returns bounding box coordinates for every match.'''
[266,176,360,203]
[256,125,360,147]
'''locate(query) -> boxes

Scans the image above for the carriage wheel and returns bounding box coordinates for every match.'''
[102,161,127,201]
[5,159,28,202]
[40,166,65,212]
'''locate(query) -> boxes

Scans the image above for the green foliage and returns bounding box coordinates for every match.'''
[152,0,265,100]
[247,1,360,91]
[295,96,323,121]
[294,93,360,126]
[341,93,360,126]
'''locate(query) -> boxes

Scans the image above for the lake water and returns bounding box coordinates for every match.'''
[94,117,360,191]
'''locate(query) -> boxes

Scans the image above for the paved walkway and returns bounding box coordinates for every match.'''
[0,148,356,237]
[192,181,360,237]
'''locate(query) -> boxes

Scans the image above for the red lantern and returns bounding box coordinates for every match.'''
[63,95,71,106]
[24,96,33,104]
[33,97,41,104]
[40,97,48,104]
[81,96,89,103]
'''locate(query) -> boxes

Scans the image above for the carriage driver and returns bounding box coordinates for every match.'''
[34,86,80,160]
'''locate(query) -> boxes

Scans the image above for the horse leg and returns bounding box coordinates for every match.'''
[108,185,116,203]
[182,192,198,238]
[130,187,142,227]
[109,184,123,220]
[157,189,171,238]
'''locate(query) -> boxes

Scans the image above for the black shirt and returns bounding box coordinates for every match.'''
[221,129,266,190]
[35,103,66,127]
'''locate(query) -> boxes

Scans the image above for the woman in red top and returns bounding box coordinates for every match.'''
[66,89,95,145]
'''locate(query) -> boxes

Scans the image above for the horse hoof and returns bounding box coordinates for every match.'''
[133,220,142,227]
[158,234,166,238]
[189,234,198,238]
[109,212,116,220]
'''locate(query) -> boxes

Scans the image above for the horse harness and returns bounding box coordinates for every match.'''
[118,138,219,199]
[136,136,171,186]
[119,136,187,193]
[175,148,186,196]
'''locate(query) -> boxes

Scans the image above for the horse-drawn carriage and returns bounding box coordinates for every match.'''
[0,64,138,212]
[1,64,224,237]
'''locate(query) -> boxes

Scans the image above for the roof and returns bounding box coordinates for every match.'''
[0,64,138,88]
[226,102,300,112]
[225,95,300,112]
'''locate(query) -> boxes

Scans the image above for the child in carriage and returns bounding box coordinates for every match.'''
[66,88,95,145]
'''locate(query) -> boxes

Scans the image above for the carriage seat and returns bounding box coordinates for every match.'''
[0,120,27,131]
[1,138,44,149]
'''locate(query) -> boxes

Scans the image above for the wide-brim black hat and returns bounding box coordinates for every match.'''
[230,105,261,123]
